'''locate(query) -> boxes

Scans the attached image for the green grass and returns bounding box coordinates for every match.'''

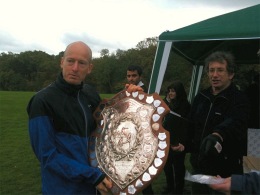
[0,91,41,194]
[0,91,191,194]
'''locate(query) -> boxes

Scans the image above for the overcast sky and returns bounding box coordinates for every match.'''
[0,0,259,58]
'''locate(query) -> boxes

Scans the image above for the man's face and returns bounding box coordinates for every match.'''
[60,44,93,85]
[127,70,141,85]
[208,61,234,94]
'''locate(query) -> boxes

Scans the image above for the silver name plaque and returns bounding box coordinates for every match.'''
[89,90,170,195]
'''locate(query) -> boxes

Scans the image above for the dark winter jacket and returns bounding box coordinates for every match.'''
[163,98,191,146]
[27,73,104,194]
[187,83,250,177]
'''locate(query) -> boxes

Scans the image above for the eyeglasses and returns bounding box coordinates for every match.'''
[208,68,227,74]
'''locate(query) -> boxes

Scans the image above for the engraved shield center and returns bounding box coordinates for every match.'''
[95,98,158,189]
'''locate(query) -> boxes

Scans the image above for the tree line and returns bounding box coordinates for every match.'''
[0,37,258,95]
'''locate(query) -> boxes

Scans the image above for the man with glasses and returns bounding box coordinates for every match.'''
[186,51,250,194]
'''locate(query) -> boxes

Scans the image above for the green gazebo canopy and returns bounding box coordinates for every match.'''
[159,4,260,65]
[148,4,260,99]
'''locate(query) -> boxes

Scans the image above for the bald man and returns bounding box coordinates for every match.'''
[27,41,112,194]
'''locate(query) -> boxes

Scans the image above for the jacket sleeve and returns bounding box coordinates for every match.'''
[231,172,260,194]
[27,95,105,186]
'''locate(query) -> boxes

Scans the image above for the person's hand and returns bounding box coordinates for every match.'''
[209,176,231,195]
[200,134,223,157]
[198,134,224,174]
[125,84,144,93]
[96,177,113,195]
[171,143,185,152]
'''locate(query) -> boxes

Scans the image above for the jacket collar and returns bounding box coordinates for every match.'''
[202,83,237,99]
[55,72,83,95]
[137,80,144,87]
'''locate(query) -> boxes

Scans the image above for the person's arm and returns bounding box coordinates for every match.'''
[209,176,231,194]
[200,91,250,158]
[209,172,260,194]
[213,91,249,148]
[231,172,260,194]
[27,96,106,186]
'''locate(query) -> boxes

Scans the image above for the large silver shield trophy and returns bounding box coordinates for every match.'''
[89,90,170,195]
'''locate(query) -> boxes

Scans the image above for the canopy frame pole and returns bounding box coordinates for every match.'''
[148,41,172,94]
[188,65,204,103]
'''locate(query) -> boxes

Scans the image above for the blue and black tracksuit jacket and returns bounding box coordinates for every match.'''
[27,73,105,194]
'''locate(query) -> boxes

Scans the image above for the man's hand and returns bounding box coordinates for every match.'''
[96,177,113,195]
[209,176,231,195]
[198,134,224,174]
[200,134,223,157]
[125,84,144,93]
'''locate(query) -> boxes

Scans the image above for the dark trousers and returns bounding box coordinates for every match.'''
[191,182,225,194]
[163,150,186,194]
[190,154,243,194]
[142,184,154,195]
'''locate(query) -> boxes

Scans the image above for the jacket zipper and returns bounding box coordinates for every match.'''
[198,93,229,168]
[77,91,89,157]
[199,93,228,143]
[200,93,212,143]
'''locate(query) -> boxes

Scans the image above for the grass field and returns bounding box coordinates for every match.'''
[0,91,191,194]
[0,91,41,194]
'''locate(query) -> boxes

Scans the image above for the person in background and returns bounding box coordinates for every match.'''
[126,65,154,195]
[209,171,260,194]
[27,41,142,195]
[186,51,250,194]
[162,81,191,194]
[126,65,148,92]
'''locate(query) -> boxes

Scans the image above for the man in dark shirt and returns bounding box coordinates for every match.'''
[126,65,148,92]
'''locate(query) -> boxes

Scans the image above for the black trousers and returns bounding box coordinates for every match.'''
[163,150,186,194]
[142,183,154,195]
[190,154,243,194]
[191,182,225,195]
